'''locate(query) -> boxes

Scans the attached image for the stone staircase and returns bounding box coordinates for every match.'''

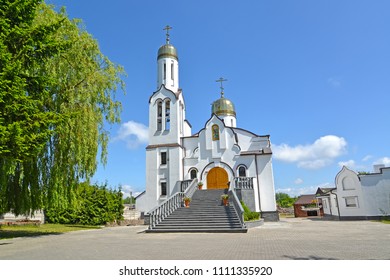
[146,189,247,233]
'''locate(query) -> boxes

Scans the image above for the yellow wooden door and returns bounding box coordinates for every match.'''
[207,167,229,189]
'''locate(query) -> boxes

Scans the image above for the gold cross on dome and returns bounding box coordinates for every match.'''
[163,25,172,44]
[216,77,227,97]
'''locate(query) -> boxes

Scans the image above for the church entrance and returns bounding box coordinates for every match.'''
[207,167,229,189]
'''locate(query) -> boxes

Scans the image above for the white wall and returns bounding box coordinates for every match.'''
[334,166,390,219]
[360,168,390,217]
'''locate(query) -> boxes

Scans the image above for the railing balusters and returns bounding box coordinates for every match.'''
[234,177,254,189]
[148,179,198,230]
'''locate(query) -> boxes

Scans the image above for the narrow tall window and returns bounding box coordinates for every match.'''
[163,63,166,81]
[190,169,197,180]
[161,152,167,165]
[171,61,174,80]
[238,166,246,177]
[157,101,162,131]
[165,100,170,131]
[179,103,183,134]
[212,124,219,141]
[161,182,167,196]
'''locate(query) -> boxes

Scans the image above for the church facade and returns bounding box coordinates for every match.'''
[136,29,278,222]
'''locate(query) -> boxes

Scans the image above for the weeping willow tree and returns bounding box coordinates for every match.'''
[0,1,125,215]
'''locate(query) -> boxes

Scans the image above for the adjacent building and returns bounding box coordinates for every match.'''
[317,165,390,220]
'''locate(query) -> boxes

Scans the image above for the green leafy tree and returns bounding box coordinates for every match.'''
[0,1,125,216]
[275,192,297,208]
[123,196,135,204]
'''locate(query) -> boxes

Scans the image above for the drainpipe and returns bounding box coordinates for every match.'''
[330,189,341,220]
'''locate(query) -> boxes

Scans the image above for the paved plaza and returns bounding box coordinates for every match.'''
[0,218,389,260]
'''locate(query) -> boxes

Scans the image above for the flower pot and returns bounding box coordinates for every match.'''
[198,185,202,190]
[184,200,190,207]
[222,198,229,206]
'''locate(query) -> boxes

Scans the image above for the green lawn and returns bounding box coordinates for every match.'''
[0,224,101,240]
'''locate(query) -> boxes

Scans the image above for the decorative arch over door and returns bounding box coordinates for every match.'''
[207,167,229,189]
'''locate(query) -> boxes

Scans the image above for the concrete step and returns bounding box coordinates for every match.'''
[147,189,246,233]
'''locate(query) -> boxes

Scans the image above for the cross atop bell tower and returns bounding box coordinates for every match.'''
[163,25,172,44]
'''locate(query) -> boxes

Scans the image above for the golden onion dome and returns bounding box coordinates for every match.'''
[212,96,236,117]
[157,43,178,60]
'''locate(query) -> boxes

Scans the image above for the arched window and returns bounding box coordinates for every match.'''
[212,124,219,141]
[238,166,246,177]
[190,169,197,180]
[165,100,170,131]
[157,100,162,131]
[163,63,166,81]
[171,61,174,80]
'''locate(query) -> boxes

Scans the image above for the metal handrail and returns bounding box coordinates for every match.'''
[148,178,197,230]
[228,185,246,228]
[184,178,198,198]
[148,192,184,229]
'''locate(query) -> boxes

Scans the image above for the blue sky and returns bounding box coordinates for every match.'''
[47,0,390,198]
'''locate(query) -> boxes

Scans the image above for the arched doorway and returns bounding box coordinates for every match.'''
[207,167,229,189]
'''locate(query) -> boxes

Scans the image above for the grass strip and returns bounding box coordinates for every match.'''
[0,224,101,240]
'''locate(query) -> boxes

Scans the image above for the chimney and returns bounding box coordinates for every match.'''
[373,164,385,173]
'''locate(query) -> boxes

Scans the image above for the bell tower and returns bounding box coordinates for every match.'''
[157,25,179,92]
[140,26,187,212]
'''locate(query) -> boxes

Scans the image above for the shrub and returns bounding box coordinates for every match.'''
[45,183,124,225]
[241,201,260,221]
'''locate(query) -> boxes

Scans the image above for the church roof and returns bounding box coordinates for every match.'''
[211,96,236,117]
[157,43,178,60]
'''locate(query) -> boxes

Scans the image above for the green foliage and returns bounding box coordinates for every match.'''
[0,1,125,216]
[240,201,260,221]
[275,192,297,208]
[45,183,124,225]
[123,196,135,204]
[0,224,101,240]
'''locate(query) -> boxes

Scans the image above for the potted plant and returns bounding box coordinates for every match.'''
[221,194,229,206]
[183,197,191,208]
[197,182,203,190]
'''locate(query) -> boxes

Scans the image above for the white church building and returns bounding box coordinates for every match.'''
[136,27,278,224]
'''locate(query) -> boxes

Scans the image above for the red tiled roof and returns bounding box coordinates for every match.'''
[294,194,317,205]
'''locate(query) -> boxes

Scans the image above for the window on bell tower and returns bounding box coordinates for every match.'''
[163,63,166,81]
[212,124,219,141]
[171,61,174,80]
[165,100,170,131]
[157,101,162,131]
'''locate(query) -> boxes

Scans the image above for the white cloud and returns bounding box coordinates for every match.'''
[273,135,347,169]
[362,155,373,162]
[328,77,341,88]
[374,157,390,166]
[276,183,333,197]
[338,159,356,169]
[294,178,304,185]
[114,120,148,148]
[120,184,141,198]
